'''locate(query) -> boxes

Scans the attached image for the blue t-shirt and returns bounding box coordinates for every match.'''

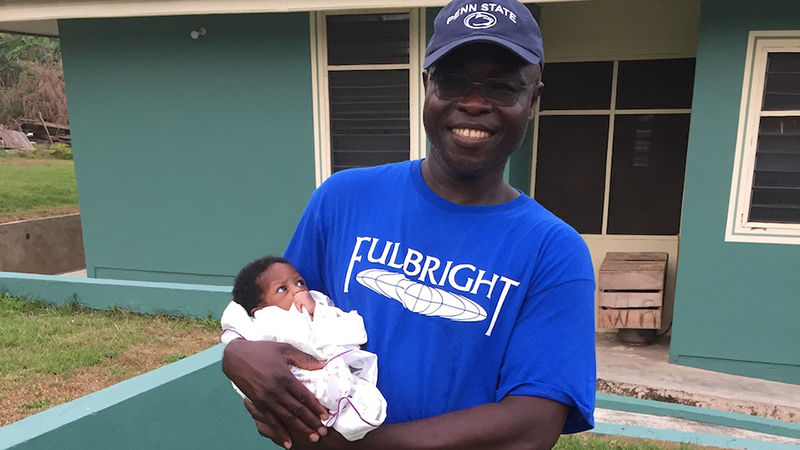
[284,159,596,433]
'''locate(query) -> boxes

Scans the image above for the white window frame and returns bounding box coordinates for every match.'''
[531,56,693,237]
[309,9,426,186]
[726,31,800,245]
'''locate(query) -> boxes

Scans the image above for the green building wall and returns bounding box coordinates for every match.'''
[59,13,316,286]
[670,0,800,384]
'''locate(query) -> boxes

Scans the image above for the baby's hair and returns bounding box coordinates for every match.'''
[232,255,290,315]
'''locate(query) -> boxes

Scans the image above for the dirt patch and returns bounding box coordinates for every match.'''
[0,328,218,426]
[0,206,79,224]
[598,379,800,423]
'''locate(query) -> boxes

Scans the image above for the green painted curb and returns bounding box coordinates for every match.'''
[592,421,798,449]
[0,271,230,319]
[597,393,800,439]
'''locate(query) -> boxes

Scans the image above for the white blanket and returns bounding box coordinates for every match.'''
[220,291,387,441]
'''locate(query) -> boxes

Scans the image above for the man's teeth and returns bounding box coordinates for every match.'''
[452,128,489,139]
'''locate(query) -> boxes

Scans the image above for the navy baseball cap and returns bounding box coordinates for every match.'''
[424,0,543,69]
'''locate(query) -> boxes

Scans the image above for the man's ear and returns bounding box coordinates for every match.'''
[529,81,543,119]
[422,70,429,91]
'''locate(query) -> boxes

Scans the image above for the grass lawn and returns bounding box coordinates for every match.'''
[554,434,710,449]
[0,293,219,426]
[0,156,79,223]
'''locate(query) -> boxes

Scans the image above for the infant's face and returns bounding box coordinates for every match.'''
[252,262,315,315]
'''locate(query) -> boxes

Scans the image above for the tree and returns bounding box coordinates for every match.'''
[0,33,67,126]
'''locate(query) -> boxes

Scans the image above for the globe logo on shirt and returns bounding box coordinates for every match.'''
[356,268,487,322]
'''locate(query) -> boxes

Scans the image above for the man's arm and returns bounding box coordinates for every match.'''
[253,394,568,450]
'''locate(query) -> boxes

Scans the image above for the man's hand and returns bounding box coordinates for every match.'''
[222,339,330,449]
[287,427,352,450]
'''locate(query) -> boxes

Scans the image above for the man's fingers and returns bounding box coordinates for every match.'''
[285,376,330,422]
[270,396,324,443]
[277,344,329,423]
[244,399,293,449]
[251,368,328,432]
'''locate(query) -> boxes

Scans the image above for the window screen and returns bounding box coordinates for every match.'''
[762,53,800,111]
[749,116,800,223]
[325,13,411,173]
[534,57,694,235]
[535,116,609,234]
[616,59,695,109]
[746,53,800,224]
[607,114,690,234]
[328,70,409,172]
[540,62,613,111]
[327,14,410,65]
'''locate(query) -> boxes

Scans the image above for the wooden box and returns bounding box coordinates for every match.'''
[598,252,667,329]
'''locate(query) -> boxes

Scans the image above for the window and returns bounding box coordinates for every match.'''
[727,32,800,244]
[311,11,424,184]
[533,58,694,236]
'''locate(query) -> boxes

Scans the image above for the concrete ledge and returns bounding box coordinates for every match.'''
[596,393,800,439]
[0,214,85,274]
[0,271,230,319]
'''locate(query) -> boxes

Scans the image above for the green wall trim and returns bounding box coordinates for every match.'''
[0,272,230,319]
[592,421,798,450]
[597,393,800,439]
[670,354,799,386]
[93,266,234,287]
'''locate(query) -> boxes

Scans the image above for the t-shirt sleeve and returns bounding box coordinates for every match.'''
[495,226,596,434]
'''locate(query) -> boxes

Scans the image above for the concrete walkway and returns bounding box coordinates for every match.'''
[596,332,800,421]
[595,332,800,447]
[595,409,800,446]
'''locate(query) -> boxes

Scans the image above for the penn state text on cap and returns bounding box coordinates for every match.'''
[423,0,543,69]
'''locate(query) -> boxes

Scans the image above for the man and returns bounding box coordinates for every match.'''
[222,0,596,448]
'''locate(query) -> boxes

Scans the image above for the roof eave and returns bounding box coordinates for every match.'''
[0,0,586,36]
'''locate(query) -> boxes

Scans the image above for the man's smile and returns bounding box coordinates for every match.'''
[450,127,493,140]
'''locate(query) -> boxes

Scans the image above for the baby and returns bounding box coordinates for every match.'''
[220,256,386,441]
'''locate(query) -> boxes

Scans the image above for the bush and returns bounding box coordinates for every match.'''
[47,143,72,160]
[7,143,73,160]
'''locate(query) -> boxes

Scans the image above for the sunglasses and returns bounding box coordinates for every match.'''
[426,67,533,107]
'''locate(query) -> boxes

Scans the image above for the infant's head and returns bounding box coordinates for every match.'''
[232,256,316,316]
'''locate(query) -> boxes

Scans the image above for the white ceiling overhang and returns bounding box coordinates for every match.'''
[0,0,583,36]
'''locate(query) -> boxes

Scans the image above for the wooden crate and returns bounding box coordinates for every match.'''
[598,308,662,329]
[598,252,667,329]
